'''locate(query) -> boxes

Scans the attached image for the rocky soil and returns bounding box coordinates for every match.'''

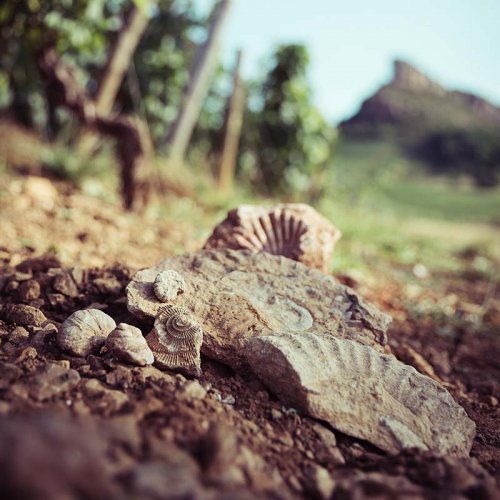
[0,179,499,499]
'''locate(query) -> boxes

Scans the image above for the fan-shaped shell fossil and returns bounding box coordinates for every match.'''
[146,304,203,377]
[58,309,116,357]
[244,332,475,457]
[204,204,341,272]
[106,323,154,366]
[153,270,187,302]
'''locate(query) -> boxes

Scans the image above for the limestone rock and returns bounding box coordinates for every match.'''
[58,309,116,357]
[244,332,475,457]
[204,204,341,272]
[126,249,390,369]
[106,323,154,366]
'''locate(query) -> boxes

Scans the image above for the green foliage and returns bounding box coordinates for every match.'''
[416,127,500,187]
[40,140,116,184]
[319,140,500,276]
[0,0,128,128]
[118,0,204,146]
[0,0,203,147]
[244,44,336,198]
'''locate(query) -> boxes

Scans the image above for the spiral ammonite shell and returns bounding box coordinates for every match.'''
[146,304,203,377]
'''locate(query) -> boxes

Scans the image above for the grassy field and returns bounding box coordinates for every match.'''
[2,128,498,282]
[318,140,500,279]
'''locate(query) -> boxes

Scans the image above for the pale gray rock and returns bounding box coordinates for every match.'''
[153,270,187,302]
[204,203,342,272]
[244,332,475,457]
[57,309,116,357]
[106,323,154,366]
[126,249,391,369]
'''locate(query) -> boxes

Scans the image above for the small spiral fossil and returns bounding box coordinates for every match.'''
[146,304,203,377]
[153,270,186,302]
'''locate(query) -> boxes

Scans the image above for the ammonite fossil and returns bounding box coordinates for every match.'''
[146,304,203,377]
[127,249,391,370]
[244,332,475,457]
[58,308,116,357]
[203,204,341,272]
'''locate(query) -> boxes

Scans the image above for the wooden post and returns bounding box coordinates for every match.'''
[94,3,152,116]
[79,2,153,153]
[217,49,245,192]
[165,0,232,164]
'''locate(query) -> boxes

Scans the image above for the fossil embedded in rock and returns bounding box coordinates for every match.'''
[204,204,341,272]
[126,249,391,369]
[146,304,203,377]
[244,332,475,457]
[57,308,116,357]
[153,270,187,302]
[106,323,154,366]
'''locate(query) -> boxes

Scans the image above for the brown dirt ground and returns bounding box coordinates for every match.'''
[0,177,499,499]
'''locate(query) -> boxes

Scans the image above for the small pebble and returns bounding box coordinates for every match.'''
[106,323,154,367]
[221,395,236,405]
[9,326,30,345]
[271,409,283,420]
[53,273,79,298]
[182,380,207,400]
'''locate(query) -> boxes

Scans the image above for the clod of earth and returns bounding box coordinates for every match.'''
[244,332,476,457]
[203,203,341,272]
[106,323,154,367]
[0,414,118,499]
[57,308,116,357]
[3,304,47,327]
[27,362,81,401]
[52,272,79,298]
[126,249,391,369]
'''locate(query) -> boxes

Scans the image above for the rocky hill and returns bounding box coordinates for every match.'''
[340,60,500,187]
[340,59,500,140]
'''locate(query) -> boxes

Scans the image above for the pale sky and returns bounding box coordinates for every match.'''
[194,0,500,124]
